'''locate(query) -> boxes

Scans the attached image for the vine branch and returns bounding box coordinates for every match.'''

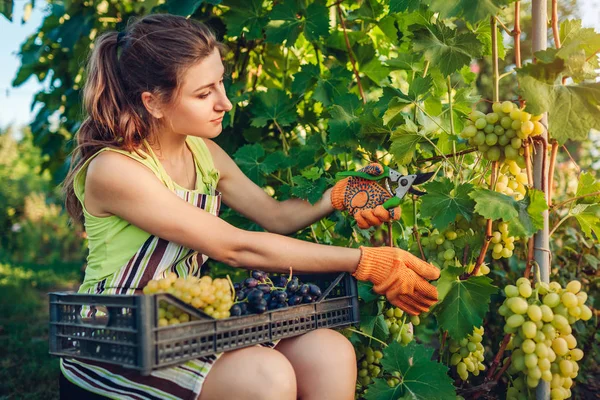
[336,4,366,105]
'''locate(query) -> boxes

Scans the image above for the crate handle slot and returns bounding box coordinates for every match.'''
[77,305,111,328]
[315,273,346,303]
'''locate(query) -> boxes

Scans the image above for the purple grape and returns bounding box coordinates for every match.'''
[244,278,259,288]
[251,270,268,281]
[272,290,287,302]
[230,304,242,316]
[299,284,310,295]
[309,284,322,297]
[303,295,315,304]
[287,295,302,306]
[236,289,247,301]
[286,279,299,293]
[274,276,288,288]
[247,288,264,304]
[257,284,271,294]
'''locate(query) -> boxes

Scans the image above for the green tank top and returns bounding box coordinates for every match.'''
[73,136,220,291]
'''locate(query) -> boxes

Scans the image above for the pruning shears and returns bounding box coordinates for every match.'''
[335,166,435,210]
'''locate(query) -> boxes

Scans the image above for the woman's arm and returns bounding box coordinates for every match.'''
[205,139,335,235]
[86,151,360,274]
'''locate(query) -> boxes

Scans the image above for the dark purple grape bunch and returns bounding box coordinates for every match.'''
[230,270,322,316]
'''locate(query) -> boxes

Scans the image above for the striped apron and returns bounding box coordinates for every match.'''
[60,187,275,399]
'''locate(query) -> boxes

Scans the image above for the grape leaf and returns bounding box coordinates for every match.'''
[224,0,268,40]
[358,280,380,303]
[163,0,208,16]
[470,188,548,237]
[265,0,329,46]
[429,0,503,24]
[435,267,463,302]
[389,120,422,165]
[471,19,506,59]
[291,176,328,204]
[368,342,455,400]
[470,189,518,221]
[434,276,498,341]
[304,1,330,42]
[576,172,600,204]
[365,378,404,400]
[389,0,422,13]
[327,94,362,144]
[385,53,424,73]
[0,0,13,21]
[517,74,600,144]
[301,166,323,181]
[559,19,600,61]
[412,22,483,76]
[420,178,475,229]
[512,189,547,238]
[571,204,600,240]
[291,64,320,94]
[250,90,297,128]
[262,151,290,175]
[234,144,266,185]
[313,66,353,107]
[360,58,392,85]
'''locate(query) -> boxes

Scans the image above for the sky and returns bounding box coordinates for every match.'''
[1,1,600,128]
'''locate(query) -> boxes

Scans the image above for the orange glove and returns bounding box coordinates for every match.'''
[353,246,440,315]
[331,163,401,229]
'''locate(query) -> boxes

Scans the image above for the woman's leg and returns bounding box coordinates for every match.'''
[198,346,297,400]
[275,329,357,400]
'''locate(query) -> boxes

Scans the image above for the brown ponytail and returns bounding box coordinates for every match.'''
[63,14,227,224]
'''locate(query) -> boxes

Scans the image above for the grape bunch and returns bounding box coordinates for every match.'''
[491,221,517,260]
[492,161,528,201]
[420,227,465,269]
[143,272,235,322]
[230,270,323,316]
[356,344,384,387]
[500,278,592,400]
[383,306,418,344]
[448,326,486,381]
[459,101,544,163]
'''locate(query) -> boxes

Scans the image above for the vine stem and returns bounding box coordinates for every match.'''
[491,16,500,103]
[416,148,477,164]
[463,161,498,279]
[514,1,523,107]
[336,4,366,105]
[548,140,559,207]
[439,331,448,362]
[551,190,600,211]
[412,195,426,260]
[344,327,388,347]
[552,0,561,49]
[486,334,512,380]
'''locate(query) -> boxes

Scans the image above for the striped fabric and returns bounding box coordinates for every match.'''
[62,179,277,398]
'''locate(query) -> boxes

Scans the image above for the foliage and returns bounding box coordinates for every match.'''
[4,0,600,398]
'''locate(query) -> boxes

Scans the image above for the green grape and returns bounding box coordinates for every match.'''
[487,146,501,161]
[501,101,514,113]
[462,125,478,138]
[475,118,487,129]
[521,121,534,135]
[486,112,499,124]
[501,116,513,129]
[484,124,496,134]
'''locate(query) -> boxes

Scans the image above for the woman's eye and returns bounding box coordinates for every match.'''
[198,92,211,99]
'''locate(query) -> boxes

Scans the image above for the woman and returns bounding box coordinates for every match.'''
[60,13,440,400]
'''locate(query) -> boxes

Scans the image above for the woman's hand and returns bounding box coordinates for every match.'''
[331,163,402,229]
[352,246,440,315]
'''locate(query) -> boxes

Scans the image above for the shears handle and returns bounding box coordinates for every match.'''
[382,196,401,210]
[335,165,390,181]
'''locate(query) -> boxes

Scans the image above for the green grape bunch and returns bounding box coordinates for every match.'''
[143,272,235,323]
[355,344,384,388]
[460,101,544,163]
[384,306,420,344]
[500,278,592,400]
[448,326,486,381]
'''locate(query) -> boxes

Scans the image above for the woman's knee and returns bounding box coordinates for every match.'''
[199,346,296,400]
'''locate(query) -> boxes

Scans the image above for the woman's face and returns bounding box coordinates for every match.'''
[162,47,233,139]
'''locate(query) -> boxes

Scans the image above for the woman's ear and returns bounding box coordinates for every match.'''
[141,92,164,119]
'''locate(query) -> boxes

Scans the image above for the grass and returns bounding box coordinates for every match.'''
[0,260,80,400]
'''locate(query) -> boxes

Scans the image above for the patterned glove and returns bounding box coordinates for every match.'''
[331,163,401,229]
[353,246,440,315]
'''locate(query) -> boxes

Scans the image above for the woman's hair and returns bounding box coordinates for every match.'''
[63,13,227,224]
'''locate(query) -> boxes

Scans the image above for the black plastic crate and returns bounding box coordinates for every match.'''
[49,272,359,375]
